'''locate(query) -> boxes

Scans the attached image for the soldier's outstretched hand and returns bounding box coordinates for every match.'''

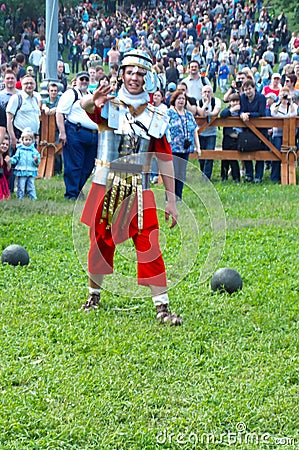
[93,85,114,109]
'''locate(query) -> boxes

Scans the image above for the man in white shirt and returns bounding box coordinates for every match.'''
[28,45,43,86]
[183,60,211,102]
[6,75,41,149]
[56,71,98,199]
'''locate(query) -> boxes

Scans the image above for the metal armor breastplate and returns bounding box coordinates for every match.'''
[94,104,159,231]
[93,105,153,188]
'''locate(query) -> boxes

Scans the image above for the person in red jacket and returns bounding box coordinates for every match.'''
[79,50,182,325]
[0,134,12,199]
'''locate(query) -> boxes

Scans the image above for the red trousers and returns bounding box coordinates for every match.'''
[81,183,167,286]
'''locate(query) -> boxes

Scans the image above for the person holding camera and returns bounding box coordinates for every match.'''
[223,72,247,103]
[168,90,201,201]
[270,87,297,182]
[197,86,221,180]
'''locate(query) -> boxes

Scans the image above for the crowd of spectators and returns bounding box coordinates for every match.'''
[0,0,299,199]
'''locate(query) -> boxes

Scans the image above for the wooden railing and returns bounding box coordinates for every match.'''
[37,112,62,178]
[194,116,299,185]
[37,113,299,185]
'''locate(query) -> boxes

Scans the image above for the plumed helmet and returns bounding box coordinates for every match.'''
[119,49,158,93]
[121,49,153,71]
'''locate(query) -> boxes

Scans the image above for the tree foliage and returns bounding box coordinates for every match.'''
[0,1,74,35]
[0,1,85,37]
[270,0,299,27]
[3,1,45,22]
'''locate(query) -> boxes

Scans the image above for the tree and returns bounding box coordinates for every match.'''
[2,0,79,18]
[0,0,79,40]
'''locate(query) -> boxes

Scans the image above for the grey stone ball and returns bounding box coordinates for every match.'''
[211,268,242,294]
[1,245,30,266]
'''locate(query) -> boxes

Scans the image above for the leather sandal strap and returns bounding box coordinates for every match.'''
[80,294,100,312]
[156,305,183,326]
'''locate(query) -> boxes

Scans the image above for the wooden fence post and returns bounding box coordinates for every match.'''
[38,112,61,179]
[288,117,297,186]
[280,117,290,185]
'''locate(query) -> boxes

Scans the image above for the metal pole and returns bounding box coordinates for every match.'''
[45,0,58,80]
[40,0,63,98]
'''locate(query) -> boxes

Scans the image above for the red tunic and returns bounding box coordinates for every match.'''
[81,104,172,286]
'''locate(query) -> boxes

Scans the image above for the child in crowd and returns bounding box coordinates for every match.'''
[9,128,40,199]
[42,82,62,174]
[0,134,12,200]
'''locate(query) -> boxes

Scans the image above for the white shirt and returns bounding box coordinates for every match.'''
[199,96,221,137]
[56,88,98,130]
[6,90,41,134]
[29,49,43,67]
[184,75,211,101]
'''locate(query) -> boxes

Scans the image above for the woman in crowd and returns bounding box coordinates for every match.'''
[262,72,281,97]
[166,58,180,86]
[0,134,11,200]
[283,73,297,97]
[281,63,294,86]
[270,87,297,182]
[97,74,110,89]
[167,90,201,201]
[260,58,273,90]
[152,89,167,111]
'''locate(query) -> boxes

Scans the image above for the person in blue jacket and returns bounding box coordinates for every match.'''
[240,79,266,182]
[9,128,40,199]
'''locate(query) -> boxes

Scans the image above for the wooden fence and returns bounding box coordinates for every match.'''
[37,113,299,185]
[195,116,299,185]
[37,111,61,178]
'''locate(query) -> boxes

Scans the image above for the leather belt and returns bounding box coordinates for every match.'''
[66,120,98,134]
[95,158,151,173]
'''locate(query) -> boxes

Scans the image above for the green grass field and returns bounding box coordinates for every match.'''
[1,167,299,449]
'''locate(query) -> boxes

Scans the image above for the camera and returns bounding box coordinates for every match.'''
[236,80,243,89]
[183,138,191,149]
[283,94,289,100]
